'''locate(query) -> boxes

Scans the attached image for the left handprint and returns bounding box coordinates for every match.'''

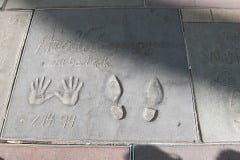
[29,77,54,105]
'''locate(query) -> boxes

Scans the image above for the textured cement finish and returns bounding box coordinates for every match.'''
[184,23,240,142]
[0,11,32,131]
[2,9,196,143]
[135,145,240,160]
[0,145,129,160]
[5,0,142,9]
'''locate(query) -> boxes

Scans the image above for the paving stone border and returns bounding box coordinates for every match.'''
[0,144,240,160]
[0,144,130,160]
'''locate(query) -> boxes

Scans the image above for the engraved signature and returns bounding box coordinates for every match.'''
[31,113,76,128]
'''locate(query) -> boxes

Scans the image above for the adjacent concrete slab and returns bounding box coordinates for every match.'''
[2,9,196,143]
[182,9,240,23]
[5,0,142,9]
[0,11,32,130]
[135,145,240,160]
[0,0,4,8]
[184,23,240,142]
[196,0,240,9]
[212,9,240,23]
[0,145,129,160]
[181,9,213,22]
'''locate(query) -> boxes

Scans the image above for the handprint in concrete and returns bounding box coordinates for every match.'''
[29,76,53,105]
[55,76,84,106]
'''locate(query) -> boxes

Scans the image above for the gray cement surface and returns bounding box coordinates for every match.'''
[0,11,32,132]
[5,0,142,9]
[2,9,196,143]
[185,23,240,142]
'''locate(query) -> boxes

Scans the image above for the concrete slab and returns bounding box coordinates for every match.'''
[5,0,143,9]
[0,145,129,160]
[184,23,240,142]
[135,145,240,160]
[2,9,196,143]
[0,11,32,130]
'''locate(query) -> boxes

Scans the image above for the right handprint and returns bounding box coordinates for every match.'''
[143,77,164,122]
[55,76,84,106]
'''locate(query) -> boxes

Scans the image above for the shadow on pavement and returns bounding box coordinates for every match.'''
[134,146,182,160]
[217,149,240,160]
